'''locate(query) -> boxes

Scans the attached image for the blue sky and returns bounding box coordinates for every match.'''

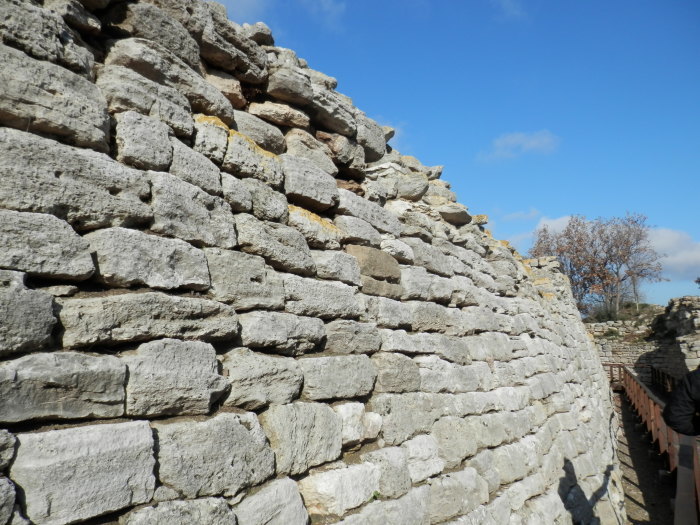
[223,0,700,305]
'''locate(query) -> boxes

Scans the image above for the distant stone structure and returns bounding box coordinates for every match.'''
[0,1,625,524]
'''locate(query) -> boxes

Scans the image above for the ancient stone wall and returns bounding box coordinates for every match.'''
[0,1,625,523]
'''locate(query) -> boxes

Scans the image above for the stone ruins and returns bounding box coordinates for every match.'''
[0,1,626,523]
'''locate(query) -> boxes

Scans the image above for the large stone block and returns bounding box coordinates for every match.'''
[0,352,125,423]
[0,129,151,231]
[0,210,93,281]
[10,422,155,525]
[266,66,313,106]
[372,352,421,393]
[150,172,237,248]
[297,463,380,517]
[355,112,386,162]
[221,348,302,410]
[242,178,289,222]
[233,109,285,154]
[283,273,363,319]
[361,446,412,499]
[414,355,485,393]
[431,416,477,469]
[346,245,401,282]
[206,69,247,108]
[122,339,228,417]
[86,227,210,290]
[0,43,108,152]
[0,430,15,471]
[284,128,337,175]
[401,238,455,277]
[0,271,55,357]
[428,468,489,522]
[361,296,412,329]
[333,402,381,446]
[193,116,229,164]
[0,477,13,525]
[336,189,402,236]
[288,205,343,250]
[379,329,472,365]
[308,84,357,137]
[154,413,274,498]
[401,434,444,483]
[368,393,449,445]
[238,311,325,355]
[233,477,309,525]
[115,111,173,171]
[324,319,381,354]
[299,355,376,400]
[281,154,339,211]
[205,248,284,310]
[121,498,235,525]
[222,130,284,187]
[336,486,430,525]
[58,291,239,348]
[221,173,253,212]
[259,402,342,475]
[334,215,382,247]
[311,250,362,286]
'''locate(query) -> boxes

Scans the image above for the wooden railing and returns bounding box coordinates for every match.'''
[651,365,680,395]
[603,363,700,525]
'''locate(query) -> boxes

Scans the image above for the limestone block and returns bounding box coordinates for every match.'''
[242,178,289,222]
[336,189,402,236]
[238,311,325,355]
[324,319,381,355]
[194,117,229,164]
[154,413,274,498]
[222,130,284,186]
[288,205,342,249]
[58,291,239,348]
[86,227,210,290]
[372,352,421,393]
[355,112,386,162]
[121,498,235,525]
[401,237,454,277]
[205,69,247,108]
[299,355,376,400]
[401,434,444,483]
[96,65,193,137]
[467,449,500,495]
[431,416,477,468]
[0,43,108,152]
[0,477,14,525]
[311,250,362,285]
[368,393,449,445]
[0,0,93,76]
[491,438,539,485]
[281,154,339,211]
[362,296,412,329]
[361,446,412,499]
[428,468,489,522]
[400,266,454,303]
[221,348,302,410]
[0,271,55,357]
[316,131,365,171]
[336,486,430,525]
[259,402,342,475]
[45,0,101,34]
[231,110,284,154]
[437,202,471,226]
[297,463,380,516]
[378,330,472,365]
[0,352,125,423]
[205,248,284,310]
[308,84,357,137]
[283,273,363,319]
[105,38,235,124]
[122,339,227,417]
[414,355,483,393]
[381,239,415,264]
[10,422,155,525]
[0,430,15,471]
[345,245,401,283]
[236,214,316,275]
[334,215,383,247]
[150,172,237,248]
[169,138,221,195]
[284,128,337,175]
[333,402,381,445]
[359,275,403,299]
[242,21,274,45]
[233,477,309,525]
[0,210,93,281]
[221,173,253,212]
[408,301,465,334]
[267,66,313,106]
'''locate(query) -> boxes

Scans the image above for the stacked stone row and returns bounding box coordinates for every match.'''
[0,0,625,524]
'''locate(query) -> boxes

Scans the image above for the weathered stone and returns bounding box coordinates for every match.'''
[205,249,284,310]
[381,239,415,264]
[316,131,365,173]
[96,65,194,137]
[86,227,210,290]
[299,355,376,400]
[360,275,404,299]
[266,67,313,106]
[379,329,472,365]
[401,434,444,483]
[115,111,173,170]
[285,128,337,175]
[308,84,357,137]
[45,0,101,35]
[0,0,93,76]
[0,477,13,525]
[59,291,239,348]
[368,392,449,445]
[324,320,381,355]
[288,205,343,249]
[0,431,15,471]
[361,447,412,499]
[0,352,125,423]
[242,21,274,45]
[281,154,339,211]
[241,178,289,222]
[399,266,452,302]
[355,112,386,162]
[221,348,302,410]
[414,355,485,393]
[105,38,234,124]
[0,271,55,357]
[233,478,309,525]
[311,250,362,285]
[336,189,402,236]
[233,109,285,154]
[154,413,274,498]
[0,43,108,152]
[193,116,229,164]
[221,173,253,212]
[346,244,401,282]
[10,422,155,525]
[169,138,221,195]
[250,102,310,129]
[298,463,380,517]
[150,172,237,248]
[222,129,284,186]
[259,402,342,475]
[336,486,430,525]
[239,311,325,356]
[205,69,247,108]
[372,352,421,393]
[432,416,477,468]
[122,339,227,417]
[283,273,363,319]
[236,214,316,275]
[436,202,471,226]
[333,402,381,445]
[334,215,383,247]
[0,210,93,281]
[401,237,454,277]
[428,468,489,522]
[121,498,235,525]
[362,296,413,329]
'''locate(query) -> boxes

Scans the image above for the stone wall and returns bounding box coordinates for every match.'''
[0,1,625,524]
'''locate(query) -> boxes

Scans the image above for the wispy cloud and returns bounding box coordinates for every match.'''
[648,228,700,281]
[503,208,541,222]
[490,0,525,19]
[477,130,560,161]
[505,214,569,252]
[224,0,271,24]
[298,0,346,29]
[536,215,571,234]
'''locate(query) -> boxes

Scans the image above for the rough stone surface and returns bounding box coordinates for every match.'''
[115,111,173,170]
[222,130,284,186]
[372,352,422,393]
[249,101,310,129]
[9,422,155,525]
[401,434,445,483]
[259,402,342,475]
[221,173,253,212]
[346,244,401,281]
[0,352,125,423]
[336,486,430,525]
[298,463,380,517]
[285,128,337,175]
[362,447,412,499]
[324,320,382,355]
[169,138,221,195]
[0,477,13,525]
[336,189,402,236]
[0,430,15,471]
[311,250,362,285]
[193,117,229,164]
[355,112,386,162]
[281,154,339,211]
[205,69,247,108]
[58,292,239,348]
[333,402,381,445]
[334,215,383,247]
[242,178,289,222]
[122,498,235,525]
[86,227,210,290]
[299,355,376,400]
[308,84,357,137]
[239,311,325,356]
[233,477,309,525]
[288,205,343,250]
[233,110,285,154]
[122,339,228,417]
[283,273,363,319]
[267,66,313,106]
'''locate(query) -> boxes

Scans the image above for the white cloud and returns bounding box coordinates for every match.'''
[298,0,346,28]
[648,228,700,281]
[225,0,271,23]
[477,130,560,161]
[490,0,525,19]
[535,215,571,234]
[503,208,541,221]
